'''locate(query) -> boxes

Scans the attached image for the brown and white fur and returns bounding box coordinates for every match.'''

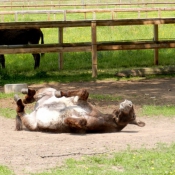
[14,88,145,133]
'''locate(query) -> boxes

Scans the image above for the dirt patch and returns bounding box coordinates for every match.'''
[0,78,175,175]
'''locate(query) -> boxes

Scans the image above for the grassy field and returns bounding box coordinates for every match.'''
[34,143,175,175]
[1,142,175,175]
[0,11,175,86]
[1,23,175,86]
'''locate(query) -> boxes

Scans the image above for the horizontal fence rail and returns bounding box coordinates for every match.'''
[0,18,175,77]
[1,18,175,29]
[0,2,175,10]
[1,40,175,53]
[1,7,175,22]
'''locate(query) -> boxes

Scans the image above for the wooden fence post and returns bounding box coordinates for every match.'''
[10,0,12,10]
[64,10,66,21]
[58,27,63,70]
[154,24,158,65]
[0,15,2,22]
[93,12,96,20]
[91,21,97,78]
[15,12,18,21]
[47,13,50,21]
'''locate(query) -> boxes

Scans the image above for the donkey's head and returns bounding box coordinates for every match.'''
[113,100,145,131]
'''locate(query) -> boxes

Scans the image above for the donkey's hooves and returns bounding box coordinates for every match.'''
[55,91,61,98]
[21,88,28,94]
[14,94,21,102]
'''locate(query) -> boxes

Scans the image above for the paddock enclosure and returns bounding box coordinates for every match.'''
[0,0,175,77]
[1,79,175,175]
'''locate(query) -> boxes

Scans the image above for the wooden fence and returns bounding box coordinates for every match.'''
[0,18,175,77]
[0,1,175,10]
[1,7,175,22]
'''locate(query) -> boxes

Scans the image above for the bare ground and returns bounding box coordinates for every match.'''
[0,78,175,175]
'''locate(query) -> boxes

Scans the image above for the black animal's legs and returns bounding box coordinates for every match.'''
[0,55,5,68]
[33,53,40,69]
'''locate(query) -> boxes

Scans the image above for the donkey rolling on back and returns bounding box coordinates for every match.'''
[14,87,145,133]
[0,28,44,69]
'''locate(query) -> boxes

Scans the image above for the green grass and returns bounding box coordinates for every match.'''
[1,142,175,175]
[0,108,15,119]
[33,143,175,175]
[0,92,14,99]
[0,106,32,119]
[90,94,122,101]
[142,105,175,117]
[1,13,175,86]
[0,91,31,119]
[1,6,175,21]
[0,165,14,175]
[0,142,174,175]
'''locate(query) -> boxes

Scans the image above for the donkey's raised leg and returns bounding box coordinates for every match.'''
[55,89,89,101]
[64,117,87,131]
[14,94,25,131]
[21,88,36,104]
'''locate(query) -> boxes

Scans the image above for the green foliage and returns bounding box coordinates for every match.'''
[33,143,175,175]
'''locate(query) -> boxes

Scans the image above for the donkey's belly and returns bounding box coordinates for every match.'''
[36,108,64,130]
[35,105,89,130]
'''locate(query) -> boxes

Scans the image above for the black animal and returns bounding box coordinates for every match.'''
[0,28,44,69]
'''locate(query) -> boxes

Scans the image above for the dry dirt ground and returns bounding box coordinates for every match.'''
[0,78,175,175]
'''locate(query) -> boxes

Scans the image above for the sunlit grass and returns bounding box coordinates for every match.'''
[1,13,175,86]
[90,94,122,101]
[0,108,15,119]
[0,106,32,119]
[1,6,175,22]
[0,165,14,175]
[1,24,175,78]
[33,143,175,175]
[141,105,175,117]
[0,92,14,99]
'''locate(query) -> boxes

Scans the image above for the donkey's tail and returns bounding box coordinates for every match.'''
[40,30,44,45]
[40,29,45,57]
